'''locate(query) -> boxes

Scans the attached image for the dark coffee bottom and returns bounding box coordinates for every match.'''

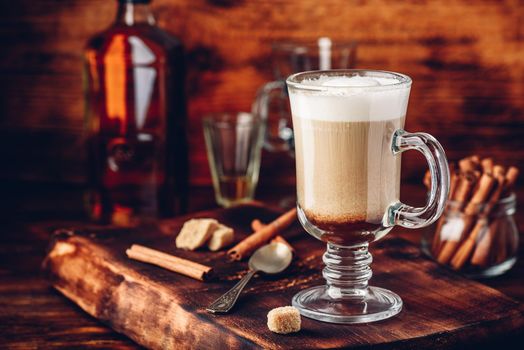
[308,216,381,246]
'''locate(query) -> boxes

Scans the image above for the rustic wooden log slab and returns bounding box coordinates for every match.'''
[43,205,524,349]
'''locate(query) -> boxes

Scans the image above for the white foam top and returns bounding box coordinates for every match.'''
[288,75,411,121]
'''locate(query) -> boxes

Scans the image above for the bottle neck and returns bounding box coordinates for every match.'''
[115,1,155,26]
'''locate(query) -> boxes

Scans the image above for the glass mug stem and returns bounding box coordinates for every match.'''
[323,243,372,298]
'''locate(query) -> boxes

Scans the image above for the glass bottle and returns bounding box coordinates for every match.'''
[84,0,188,224]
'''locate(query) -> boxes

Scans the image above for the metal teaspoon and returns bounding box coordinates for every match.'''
[206,242,293,313]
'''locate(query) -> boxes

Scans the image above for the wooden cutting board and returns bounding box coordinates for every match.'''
[43,204,523,349]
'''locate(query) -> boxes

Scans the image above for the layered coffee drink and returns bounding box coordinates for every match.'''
[287,70,449,324]
[289,74,410,246]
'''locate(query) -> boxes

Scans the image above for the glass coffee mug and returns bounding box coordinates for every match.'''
[287,70,450,324]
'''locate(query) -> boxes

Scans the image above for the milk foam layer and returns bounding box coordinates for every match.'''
[289,75,411,122]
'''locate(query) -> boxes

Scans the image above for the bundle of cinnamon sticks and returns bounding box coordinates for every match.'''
[426,155,519,271]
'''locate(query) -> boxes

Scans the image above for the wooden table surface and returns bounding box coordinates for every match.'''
[1,183,523,348]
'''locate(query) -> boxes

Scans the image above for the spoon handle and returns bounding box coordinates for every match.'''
[206,269,257,313]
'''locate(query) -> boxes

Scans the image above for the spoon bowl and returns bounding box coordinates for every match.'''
[249,242,293,274]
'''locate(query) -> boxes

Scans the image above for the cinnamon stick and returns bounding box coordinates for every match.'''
[431,171,459,254]
[450,219,486,270]
[431,218,445,255]
[481,158,494,175]
[436,226,464,265]
[470,155,481,164]
[470,220,499,267]
[459,155,480,174]
[251,219,265,231]
[453,173,477,210]
[251,219,295,253]
[435,174,475,260]
[463,174,496,215]
[493,165,506,177]
[437,173,494,264]
[468,170,505,266]
[126,244,213,281]
[502,166,519,197]
[228,208,297,261]
[492,166,519,263]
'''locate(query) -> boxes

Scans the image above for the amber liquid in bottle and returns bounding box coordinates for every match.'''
[84,0,188,224]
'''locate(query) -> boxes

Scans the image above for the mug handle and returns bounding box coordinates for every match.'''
[388,129,450,228]
[252,80,293,152]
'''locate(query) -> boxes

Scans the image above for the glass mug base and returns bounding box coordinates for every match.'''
[292,285,402,324]
[295,205,402,324]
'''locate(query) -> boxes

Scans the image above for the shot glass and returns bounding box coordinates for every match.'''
[203,112,264,207]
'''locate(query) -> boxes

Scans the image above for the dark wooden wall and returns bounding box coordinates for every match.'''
[1,0,524,187]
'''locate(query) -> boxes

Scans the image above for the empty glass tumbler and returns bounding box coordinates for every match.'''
[203,113,264,207]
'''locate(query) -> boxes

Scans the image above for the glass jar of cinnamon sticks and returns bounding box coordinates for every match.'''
[421,156,519,278]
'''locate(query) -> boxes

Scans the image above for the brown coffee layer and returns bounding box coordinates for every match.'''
[304,209,368,226]
[304,210,379,245]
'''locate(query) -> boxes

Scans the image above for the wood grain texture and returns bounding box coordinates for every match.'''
[2,185,524,349]
[41,205,524,349]
[1,0,524,186]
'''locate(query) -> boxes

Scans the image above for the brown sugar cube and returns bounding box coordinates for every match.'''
[267,306,301,334]
[175,218,218,250]
[207,224,235,251]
